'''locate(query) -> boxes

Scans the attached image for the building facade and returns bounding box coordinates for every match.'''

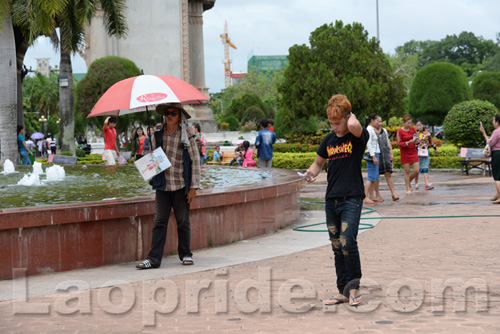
[81,0,218,131]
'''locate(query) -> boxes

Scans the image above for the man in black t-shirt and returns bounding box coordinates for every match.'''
[303,94,369,307]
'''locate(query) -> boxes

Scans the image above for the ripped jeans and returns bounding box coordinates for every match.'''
[325,195,363,296]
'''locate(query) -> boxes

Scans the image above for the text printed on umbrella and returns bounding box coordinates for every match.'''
[136,93,168,103]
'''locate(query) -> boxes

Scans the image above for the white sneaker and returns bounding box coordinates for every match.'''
[415,184,419,190]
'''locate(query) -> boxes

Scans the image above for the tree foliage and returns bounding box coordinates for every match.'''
[418,32,500,76]
[74,56,160,134]
[482,53,500,73]
[209,67,284,123]
[23,72,59,118]
[22,72,60,136]
[471,72,500,109]
[443,100,497,147]
[224,93,273,122]
[241,106,265,125]
[278,21,406,134]
[409,62,471,126]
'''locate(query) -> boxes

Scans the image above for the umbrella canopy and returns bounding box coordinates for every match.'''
[87,75,209,118]
[30,132,44,140]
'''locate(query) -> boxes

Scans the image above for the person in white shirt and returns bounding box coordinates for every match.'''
[364,114,382,204]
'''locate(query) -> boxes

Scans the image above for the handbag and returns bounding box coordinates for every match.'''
[417,146,429,157]
[364,130,379,162]
[363,151,373,162]
[483,144,491,158]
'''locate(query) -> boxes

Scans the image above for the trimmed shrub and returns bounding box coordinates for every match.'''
[409,62,471,126]
[272,153,317,169]
[443,100,498,147]
[241,106,265,125]
[74,56,158,134]
[75,148,86,157]
[221,116,239,131]
[273,143,319,153]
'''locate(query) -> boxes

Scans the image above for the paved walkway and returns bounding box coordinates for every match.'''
[1,170,499,333]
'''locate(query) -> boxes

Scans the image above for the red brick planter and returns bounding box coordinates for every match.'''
[0,169,302,279]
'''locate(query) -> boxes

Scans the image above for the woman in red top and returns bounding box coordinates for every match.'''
[397,115,420,195]
[131,127,146,160]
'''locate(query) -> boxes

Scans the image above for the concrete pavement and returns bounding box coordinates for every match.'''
[1,170,499,333]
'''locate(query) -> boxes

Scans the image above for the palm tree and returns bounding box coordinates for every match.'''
[1,0,127,158]
[1,0,65,163]
[54,0,127,153]
[23,72,60,134]
[0,2,17,164]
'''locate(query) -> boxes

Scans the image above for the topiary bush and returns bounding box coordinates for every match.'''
[75,56,161,134]
[443,100,498,147]
[241,106,265,125]
[75,148,86,158]
[409,62,471,126]
[221,116,239,131]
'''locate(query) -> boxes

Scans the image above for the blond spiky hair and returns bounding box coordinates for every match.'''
[326,94,351,120]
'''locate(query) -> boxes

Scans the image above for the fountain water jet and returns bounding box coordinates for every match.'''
[2,159,15,174]
[33,161,44,175]
[17,173,41,186]
[46,165,65,181]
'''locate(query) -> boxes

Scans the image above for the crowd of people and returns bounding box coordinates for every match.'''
[15,125,59,165]
[362,113,442,203]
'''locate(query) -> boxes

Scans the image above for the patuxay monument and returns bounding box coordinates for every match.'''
[81,0,218,132]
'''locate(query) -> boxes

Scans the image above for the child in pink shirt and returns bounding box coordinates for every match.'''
[242,140,256,167]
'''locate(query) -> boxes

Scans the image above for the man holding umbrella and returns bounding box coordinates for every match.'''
[136,103,201,269]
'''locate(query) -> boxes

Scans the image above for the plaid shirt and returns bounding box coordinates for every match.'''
[158,127,201,192]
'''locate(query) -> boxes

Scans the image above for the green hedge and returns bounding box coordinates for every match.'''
[271,149,463,170]
[272,153,317,169]
[274,143,319,153]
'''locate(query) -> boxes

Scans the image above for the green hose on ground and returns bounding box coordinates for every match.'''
[294,200,500,232]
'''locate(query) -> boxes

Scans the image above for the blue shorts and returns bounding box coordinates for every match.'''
[367,153,380,181]
[419,156,430,173]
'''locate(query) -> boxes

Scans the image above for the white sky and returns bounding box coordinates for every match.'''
[24,0,500,94]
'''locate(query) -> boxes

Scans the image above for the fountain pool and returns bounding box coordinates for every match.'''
[0,165,271,209]
[0,164,302,279]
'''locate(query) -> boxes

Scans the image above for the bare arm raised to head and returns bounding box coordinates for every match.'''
[347,113,363,138]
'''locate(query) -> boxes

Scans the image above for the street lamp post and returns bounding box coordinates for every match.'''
[214,97,223,115]
[376,0,380,42]
[39,114,48,134]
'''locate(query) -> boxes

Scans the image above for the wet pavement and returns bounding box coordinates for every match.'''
[1,169,499,333]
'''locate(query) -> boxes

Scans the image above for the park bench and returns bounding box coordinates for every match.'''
[460,148,491,176]
[48,154,78,165]
[206,146,237,165]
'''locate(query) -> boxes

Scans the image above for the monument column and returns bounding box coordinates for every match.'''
[187,0,218,132]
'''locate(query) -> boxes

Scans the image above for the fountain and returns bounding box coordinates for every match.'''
[33,161,44,175]
[2,159,16,174]
[17,173,41,186]
[45,165,66,182]
[0,165,303,279]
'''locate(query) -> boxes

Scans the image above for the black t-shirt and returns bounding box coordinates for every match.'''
[317,128,369,200]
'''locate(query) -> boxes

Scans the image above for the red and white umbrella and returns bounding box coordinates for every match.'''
[87,75,209,118]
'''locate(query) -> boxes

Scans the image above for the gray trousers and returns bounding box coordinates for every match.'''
[257,157,272,168]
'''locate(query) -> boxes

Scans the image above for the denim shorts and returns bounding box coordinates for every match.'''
[419,156,430,173]
[366,153,380,181]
